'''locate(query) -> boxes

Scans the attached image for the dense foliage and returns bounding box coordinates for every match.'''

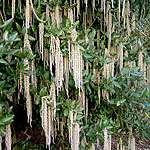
[0,0,150,149]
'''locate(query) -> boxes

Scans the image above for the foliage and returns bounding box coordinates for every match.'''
[0,0,150,149]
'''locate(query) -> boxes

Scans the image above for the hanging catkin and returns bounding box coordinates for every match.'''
[92,0,95,14]
[71,29,83,94]
[25,0,30,33]
[64,56,69,96]
[81,134,87,148]
[138,51,143,72]
[77,0,80,18]
[118,0,121,27]
[122,0,126,17]
[49,34,55,75]
[108,10,112,50]
[68,8,74,25]
[108,135,111,150]
[47,106,51,150]
[111,0,114,8]
[55,37,63,95]
[18,0,21,13]
[85,0,88,12]
[24,58,32,126]
[72,123,80,150]
[104,128,108,150]
[5,125,11,150]
[90,143,95,150]
[19,71,22,93]
[119,43,123,72]
[69,110,73,143]
[120,138,123,150]
[12,0,15,18]
[46,4,49,19]
[55,5,60,28]
[50,82,56,120]
[126,0,131,35]
[39,22,44,61]
[132,12,135,29]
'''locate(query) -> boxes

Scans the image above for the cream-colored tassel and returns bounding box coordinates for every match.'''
[19,71,22,93]
[119,43,123,72]
[122,0,126,17]
[108,135,111,150]
[55,5,60,28]
[69,110,73,143]
[46,4,49,19]
[71,29,83,94]
[104,128,108,150]
[118,0,121,27]
[126,0,131,35]
[55,37,63,95]
[5,125,11,150]
[92,0,95,13]
[64,56,69,96]
[18,0,22,13]
[25,0,30,33]
[90,143,95,150]
[108,11,112,50]
[39,22,44,61]
[12,0,15,18]
[81,134,86,148]
[131,137,135,150]
[132,13,135,29]
[50,83,56,119]
[24,58,32,126]
[77,0,80,18]
[72,123,80,150]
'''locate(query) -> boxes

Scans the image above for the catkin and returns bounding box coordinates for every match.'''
[55,37,63,95]
[118,0,121,26]
[25,0,30,33]
[46,4,49,19]
[72,123,80,150]
[126,0,131,35]
[55,5,60,28]
[77,0,80,18]
[5,125,11,150]
[24,58,32,126]
[132,13,135,29]
[81,134,86,148]
[49,34,55,75]
[39,22,44,61]
[71,29,83,94]
[108,11,112,50]
[119,43,123,72]
[108,135,111,150]
[92,0,95,13]
[90,143,95,150]
[104,128,108,150]
[50,83,56,120]
[12,0,15,18]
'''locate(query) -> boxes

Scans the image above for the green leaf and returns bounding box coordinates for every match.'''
[3,49,20,55]
[1,114,14,123]
[112,81,121,89]
[28,35,36,41]
[64,109,69,116]
[16,22,22,33]
[8,32,18,41]
[0,59,7,64]
[0,18,13,28]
